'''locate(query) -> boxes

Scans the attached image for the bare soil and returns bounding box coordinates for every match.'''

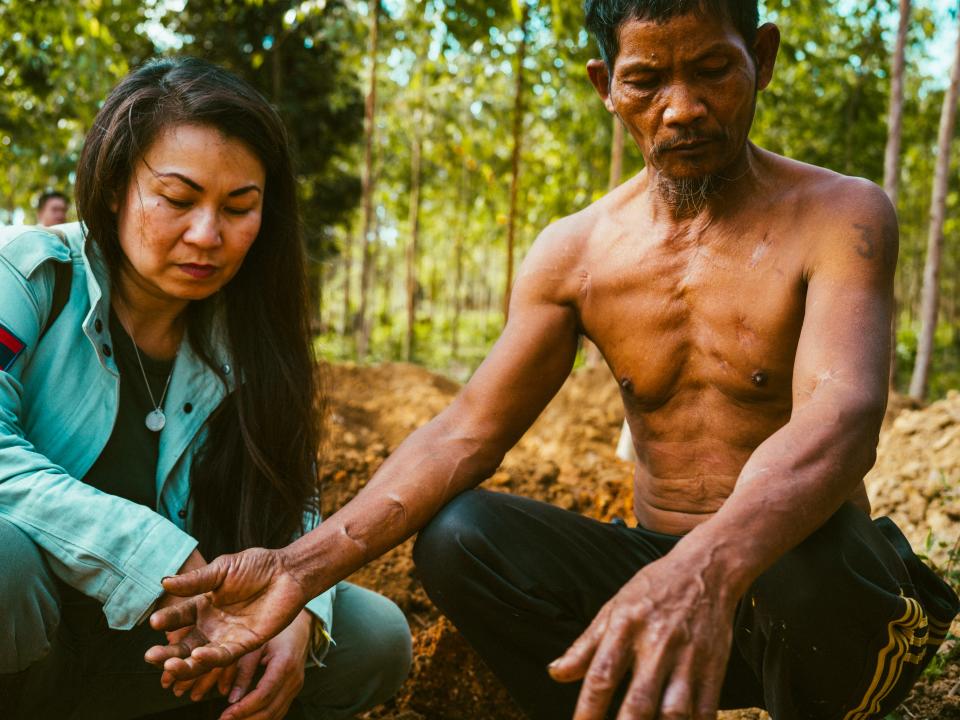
[316,362,959,720]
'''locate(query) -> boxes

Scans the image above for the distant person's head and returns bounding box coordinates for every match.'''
[75,57,318,556]
[583,0,779,208]
[37,191,68,226]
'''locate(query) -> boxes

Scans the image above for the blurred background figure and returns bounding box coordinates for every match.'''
[36,191,68,226]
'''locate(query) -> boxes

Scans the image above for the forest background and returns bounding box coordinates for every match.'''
[2,0,959,401]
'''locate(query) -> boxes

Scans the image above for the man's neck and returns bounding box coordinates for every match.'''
[648,143,761,225]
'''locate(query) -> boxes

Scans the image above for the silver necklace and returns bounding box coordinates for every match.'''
[129,333,175,432]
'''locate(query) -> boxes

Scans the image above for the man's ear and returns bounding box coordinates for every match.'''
[753,23,780,92]
[587,59,616,113]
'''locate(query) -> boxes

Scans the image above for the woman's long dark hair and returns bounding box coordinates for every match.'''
[75,57,321,557]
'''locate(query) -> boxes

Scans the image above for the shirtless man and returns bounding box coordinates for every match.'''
[148,2,959,718]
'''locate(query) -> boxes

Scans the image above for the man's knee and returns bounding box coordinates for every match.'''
[413,489,502,587]
[0,518,60,673]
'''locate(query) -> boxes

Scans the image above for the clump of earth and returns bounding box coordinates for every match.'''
[316,363,959,720]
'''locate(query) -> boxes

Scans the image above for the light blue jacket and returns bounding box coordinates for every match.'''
[0,222,334,633]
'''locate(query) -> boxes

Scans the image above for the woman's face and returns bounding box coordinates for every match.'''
[115,123,266,307]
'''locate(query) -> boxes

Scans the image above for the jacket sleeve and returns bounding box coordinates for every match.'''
[0,230,197,630]
[299,503,336,638]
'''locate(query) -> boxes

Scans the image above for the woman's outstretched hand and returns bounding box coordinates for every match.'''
[145,547,310,681]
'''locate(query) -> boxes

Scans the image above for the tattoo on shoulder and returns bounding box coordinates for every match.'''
[853,222,897,272]
[853,223,876,259]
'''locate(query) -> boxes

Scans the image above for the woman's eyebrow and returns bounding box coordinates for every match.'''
[157,171,203,191]
[155,172,261,197]
[228,185,262,197]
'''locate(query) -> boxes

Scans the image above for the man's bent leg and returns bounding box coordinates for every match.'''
[293,582,412,720]
[736,503,959,720]
[413,490,673,720]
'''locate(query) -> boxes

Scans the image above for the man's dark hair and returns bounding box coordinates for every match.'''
[584,0,760,69]
[37,190,68,210]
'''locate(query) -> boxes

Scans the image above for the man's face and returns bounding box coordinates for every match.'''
[38,197,68,226]
[590,12,777,183]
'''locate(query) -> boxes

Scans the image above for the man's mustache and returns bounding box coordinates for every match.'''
[652,130,729,156]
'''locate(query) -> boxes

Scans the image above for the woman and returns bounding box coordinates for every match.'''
[0,57,411,720]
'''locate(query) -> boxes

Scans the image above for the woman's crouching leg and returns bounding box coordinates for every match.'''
[294,582,412,720]
[0,517,60,674]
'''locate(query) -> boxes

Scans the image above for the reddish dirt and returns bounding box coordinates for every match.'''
[316,363,959,720]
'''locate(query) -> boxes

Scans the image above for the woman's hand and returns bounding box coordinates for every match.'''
[218,611,313,720]
[147,547,309,681]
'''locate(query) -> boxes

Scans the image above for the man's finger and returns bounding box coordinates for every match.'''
[549,611,608,683]
[691,646,727,720]
[572,631,633,720]
[227,651,262,704]
[150,598,198,632]
[161,559,226,598]
[220,659,287,720]
[613,643,672,720]
[645,674,693,720]
[145,641,192,667]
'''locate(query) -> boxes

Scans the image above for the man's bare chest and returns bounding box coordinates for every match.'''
[577,232,808,411]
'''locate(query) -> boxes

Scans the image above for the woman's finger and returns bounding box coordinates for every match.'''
[218,659,240,697]
[220,657,289,720]
[227,650,264,704]
[172,676,197,698]
[190,667,223,702]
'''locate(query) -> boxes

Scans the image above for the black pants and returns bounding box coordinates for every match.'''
[413,490,959,720]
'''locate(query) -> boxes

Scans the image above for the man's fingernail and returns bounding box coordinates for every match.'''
[229,688,242,703]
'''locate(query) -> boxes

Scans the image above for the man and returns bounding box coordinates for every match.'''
[149,2,959,718]
[36,190,68,226]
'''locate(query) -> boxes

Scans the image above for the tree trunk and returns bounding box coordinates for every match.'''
[503,2,529,323]
[356,0,381,359]
[452,128,470,361]
[404,109,423,363]
[909,19,960,401]
[885,0,910,388]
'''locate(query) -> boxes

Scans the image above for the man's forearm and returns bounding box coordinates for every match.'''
[671,392,884,599]
[283,410,503,598]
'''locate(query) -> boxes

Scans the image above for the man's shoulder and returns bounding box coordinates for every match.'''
[766,151,893,223]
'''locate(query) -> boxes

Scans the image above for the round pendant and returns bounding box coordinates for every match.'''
[145,409,166,432]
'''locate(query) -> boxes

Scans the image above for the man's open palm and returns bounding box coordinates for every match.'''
[146,548,309,680]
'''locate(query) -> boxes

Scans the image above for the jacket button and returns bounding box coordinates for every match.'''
[102,344,112,357]
[94,318,103,333]
[183,403,193,414]
[221,363,232,375]
[177,509,187,519]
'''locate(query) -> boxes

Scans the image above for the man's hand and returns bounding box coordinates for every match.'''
[146,547,309,681]
[548,552,737,720]
[218,611,313,720]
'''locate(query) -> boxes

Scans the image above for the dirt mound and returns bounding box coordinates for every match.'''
[867,390,960,567]
[318,362,959,720]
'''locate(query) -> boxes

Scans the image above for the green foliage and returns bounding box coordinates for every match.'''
[1,0,958,395]
[895,323,960,400]
[0,0,152,221]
